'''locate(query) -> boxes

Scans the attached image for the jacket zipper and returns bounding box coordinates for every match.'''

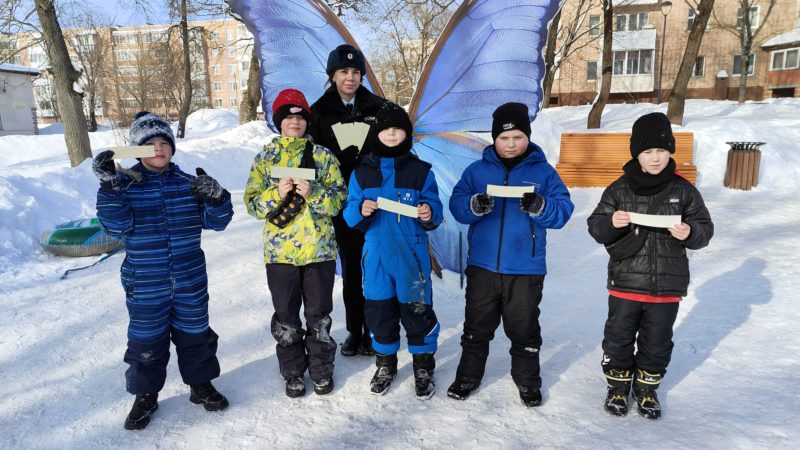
[649,196,658,295]
[495,171,509,272]
[529,221,536,257]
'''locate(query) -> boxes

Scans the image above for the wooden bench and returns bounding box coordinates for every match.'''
[555,132,697,187]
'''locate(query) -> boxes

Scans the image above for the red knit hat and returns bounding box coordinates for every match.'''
[272,88,311,132]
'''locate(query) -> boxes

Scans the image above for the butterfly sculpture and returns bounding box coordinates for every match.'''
[228,0,564,271]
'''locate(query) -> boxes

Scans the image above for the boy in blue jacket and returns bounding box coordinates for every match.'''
[93,112,233,430]
[446,103,574,407]
[344,102,443,399]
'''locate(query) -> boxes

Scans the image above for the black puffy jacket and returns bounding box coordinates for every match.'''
[309,85,386,182]
[587,176,713,297]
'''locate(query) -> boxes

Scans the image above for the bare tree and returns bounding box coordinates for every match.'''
[35,0,92,166]
[711,0,778,103]
[64,13,113,131]
[666,0,714,124]
[543,0,603,108]
[165,0,194,138]
[359,0,456,105]
[587,0,613,129]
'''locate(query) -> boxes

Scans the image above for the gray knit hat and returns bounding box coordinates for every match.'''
[129,111,176,153]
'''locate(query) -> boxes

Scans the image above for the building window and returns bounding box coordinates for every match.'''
[692,56,705,77]
[615,14,627,32]
[736,6,759,29]
[211,48,219,58]
[615,13,648,32]
[771,48,799,70]
[589,15,600,37]
[240,61,250,71]
[227,47,235,57]
[228,64,236,74]
[214,98,223,107]
[241,79,248,89]
[230,98,238,108]
[212,65,220,75]
[115,50,135,61]
[613,50,653,75]
[732,53,756,76]
[213,82,221,91]
[687,9,696,30]
[587,60,598,80]
[229,81,238,91]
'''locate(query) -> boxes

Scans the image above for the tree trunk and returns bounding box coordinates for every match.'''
[542,9,561,108]
[588,0,613,129]
[177,0,192,138]
[738,38,751,103]
[34,0,92,167]
[667,0,714,125]
[239,46,261,124]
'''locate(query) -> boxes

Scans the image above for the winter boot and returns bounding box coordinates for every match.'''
[124,393,158,430]
[632,368,662,419]
[358,336,375,356]
[412,353,436,400]
[341,333,360,357]
[446,379,480,401]
[517,385,543,407]
[285,376,306,398]
[189,382,229,411]
[603,368,633,417]
[313,377,334,395]
[369,353,398,395]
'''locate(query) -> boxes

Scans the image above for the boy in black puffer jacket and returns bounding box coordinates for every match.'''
[587,112,713,420]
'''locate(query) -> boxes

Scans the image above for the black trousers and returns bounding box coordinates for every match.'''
[455,266,544,388]
[601,295,680,375]
[333,214,369,338]
[266,261,337,380]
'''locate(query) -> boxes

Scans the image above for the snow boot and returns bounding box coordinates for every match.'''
[285,376,306,398]
[341,333,360,357]
[632,368,662,419]
[124,393,158,430]
[603,368,633,417]
[412,353,436,400]
[189,382,229,411]
[446,379,480,401]
[358,336,375,356]
[517,385,542,407]
[313,377,334,395]
[369,353,398,395]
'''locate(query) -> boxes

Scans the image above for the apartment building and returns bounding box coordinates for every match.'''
[7,18,254,124]
[550,0,800,105]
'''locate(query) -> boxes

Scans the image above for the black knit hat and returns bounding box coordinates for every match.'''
[130,111,175,153]
[630,112,675,158]
[326,44,366,76]
[367,102,413,158]
[492,102,531,140]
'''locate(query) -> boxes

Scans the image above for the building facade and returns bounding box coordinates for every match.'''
[550,0,800,105]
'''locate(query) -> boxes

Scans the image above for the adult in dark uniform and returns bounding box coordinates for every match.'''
[309,44,387,356]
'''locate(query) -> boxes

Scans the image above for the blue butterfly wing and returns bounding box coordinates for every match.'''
[227,0,383,132]
[410,0,563,271]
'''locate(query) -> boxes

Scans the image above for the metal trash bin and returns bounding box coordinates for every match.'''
[724,141,765,190]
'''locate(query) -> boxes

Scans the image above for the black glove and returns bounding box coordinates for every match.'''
[521,192,545,216]
[191,167,225,206]
[338,145,361,166]
[470,193,494,216]
[92,150,121,192]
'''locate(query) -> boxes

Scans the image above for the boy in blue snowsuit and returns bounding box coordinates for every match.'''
[343,102,443,399]
[93,112,233,430]
[446,103,574,407]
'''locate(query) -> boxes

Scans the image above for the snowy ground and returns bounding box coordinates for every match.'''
[1,101,799,449]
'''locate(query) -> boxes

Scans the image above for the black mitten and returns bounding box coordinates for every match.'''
[92,150,120,191]
[521,192,545,216]
[191,167,225,206]
[470,193,494,216]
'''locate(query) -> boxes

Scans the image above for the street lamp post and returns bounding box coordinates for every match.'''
[656,0,672,104]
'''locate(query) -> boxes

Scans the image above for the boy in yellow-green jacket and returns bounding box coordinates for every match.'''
[244,88,346,398]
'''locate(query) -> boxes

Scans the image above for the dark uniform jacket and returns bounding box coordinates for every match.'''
[587,176,713,297]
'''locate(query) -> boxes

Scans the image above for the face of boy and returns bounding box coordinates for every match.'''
[377,127,406,147]
[281,114,307,138]
[140,138,173,172]
[637,148,671,175]
[494,129,529,158]
[332,68,361,98]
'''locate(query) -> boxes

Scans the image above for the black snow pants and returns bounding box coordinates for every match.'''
[454,265,545,388]
[601,295,680,376]
[266,261,337,381]
[332,214,369,340]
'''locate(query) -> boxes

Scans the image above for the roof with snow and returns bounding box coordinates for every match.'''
[761,29,800,48]
[0,63,41,75]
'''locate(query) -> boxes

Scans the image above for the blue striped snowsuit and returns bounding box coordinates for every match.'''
[96,162,233,394]
[343,153,443,355]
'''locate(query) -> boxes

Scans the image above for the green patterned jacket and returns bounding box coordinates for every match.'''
[244,135,346,266]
